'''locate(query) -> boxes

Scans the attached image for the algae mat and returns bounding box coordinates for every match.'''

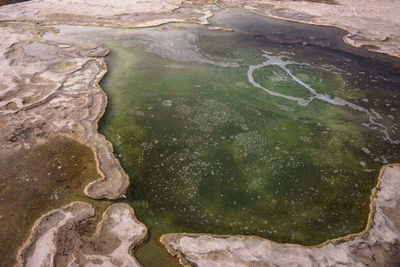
[95,11,400,265]
[0,136,114,267]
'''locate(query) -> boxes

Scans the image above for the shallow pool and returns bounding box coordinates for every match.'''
[97,10,400,265]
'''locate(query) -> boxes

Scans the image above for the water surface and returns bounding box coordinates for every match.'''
[97,11,400,265]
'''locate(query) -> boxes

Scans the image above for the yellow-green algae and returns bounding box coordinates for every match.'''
[97,11,400,266]
[0,136,113,267]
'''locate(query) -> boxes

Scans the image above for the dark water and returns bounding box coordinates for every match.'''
[98,11,400,265]
[0,0,30,6]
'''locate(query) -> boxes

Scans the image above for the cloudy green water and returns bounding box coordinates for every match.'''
[98,11,400,265]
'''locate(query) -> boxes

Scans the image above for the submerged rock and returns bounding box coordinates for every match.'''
[162,100,173,107]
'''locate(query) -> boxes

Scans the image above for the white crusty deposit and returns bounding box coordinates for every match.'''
[0,2,218,202]
[161,165,400,266]
[1,0,400,266]
[0,22,130,199]
[216,0,400,58]
[17,202,148,267]
[0,0,215,28]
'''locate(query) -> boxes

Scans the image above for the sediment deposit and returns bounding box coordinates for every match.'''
[0,22,130,200]
[1,0,400,266]
[17,202,148,266]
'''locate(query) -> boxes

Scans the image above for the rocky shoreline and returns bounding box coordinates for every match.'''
[0,24,129,200]
[0,0,399,266]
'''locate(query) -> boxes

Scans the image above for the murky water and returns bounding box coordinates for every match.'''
[94,11,400,266]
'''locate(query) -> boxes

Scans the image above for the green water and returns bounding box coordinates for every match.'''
[98,11,400,266]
